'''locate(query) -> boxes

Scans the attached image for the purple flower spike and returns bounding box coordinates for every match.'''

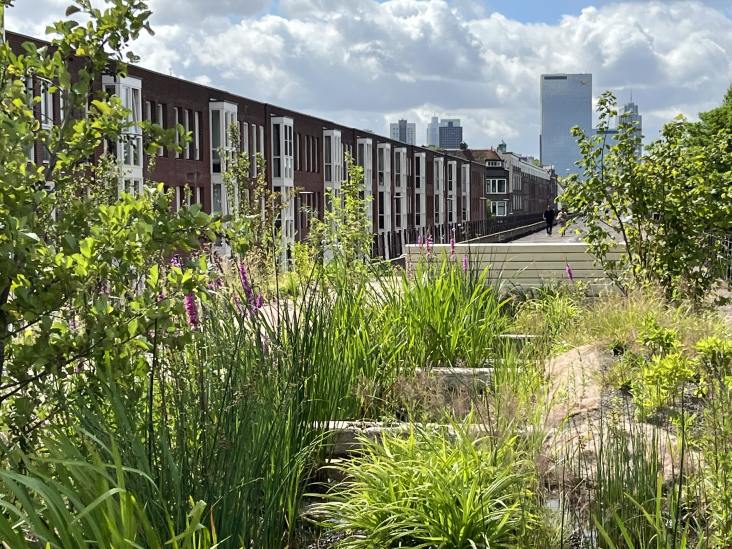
[171,256,181,269]
[566,263,574,281]
[450,237,455,257]
[233,293,243,314]
[418,236,423,249]
[462,255,468,271]
[238,263,256,306]
[185,293,199,330]
[255,294,264,309]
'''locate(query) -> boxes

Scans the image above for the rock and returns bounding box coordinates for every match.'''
[544,343,608,429]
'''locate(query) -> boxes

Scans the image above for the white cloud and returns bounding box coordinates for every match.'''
[7,0,732,155]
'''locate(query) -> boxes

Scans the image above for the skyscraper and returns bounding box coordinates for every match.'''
[439,119,462,149]
[617,100,642,157]
[390,119,416,145]
[540,73,592,178]
[426,116,441,147]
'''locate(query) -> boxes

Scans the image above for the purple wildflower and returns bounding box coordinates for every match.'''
[233,292,243,314]
[184,293,199,330]
[157,288,166,302]
[450,237,455,259]
[239,263,256,306]
[215,277,223,288]
[69,318,77,332]
[171,256,181,269]
[418,236,423,249]
[566,263,574,282]
[462,255,468,271]
[255,294,264,309]
[101,281,110,294]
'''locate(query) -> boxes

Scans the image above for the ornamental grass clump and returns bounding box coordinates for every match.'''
[315,424,537,549]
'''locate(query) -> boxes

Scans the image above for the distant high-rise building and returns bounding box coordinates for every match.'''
[390,119,416,145]
[439,119,463,149]
[616,100,642,156]
[540,73,592,179]
[426,117,462,148]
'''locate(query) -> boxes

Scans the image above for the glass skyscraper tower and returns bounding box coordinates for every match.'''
[540,73,592,179]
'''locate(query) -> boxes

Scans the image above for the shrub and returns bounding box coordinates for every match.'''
[315,424,537,549]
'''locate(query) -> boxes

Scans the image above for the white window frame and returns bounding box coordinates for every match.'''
[486,178,507,194]
[491,201,507,217]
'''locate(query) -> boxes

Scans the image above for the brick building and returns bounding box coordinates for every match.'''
[447,146,557,219]
[10,30,541,260]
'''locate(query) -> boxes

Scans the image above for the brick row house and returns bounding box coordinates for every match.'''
[448,145,558,220]
[10,30,557,260]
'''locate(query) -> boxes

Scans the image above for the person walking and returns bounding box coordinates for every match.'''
[557,208,569,237]
[543,204,556,236]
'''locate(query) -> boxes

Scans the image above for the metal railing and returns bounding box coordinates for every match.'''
[371,213,545,260]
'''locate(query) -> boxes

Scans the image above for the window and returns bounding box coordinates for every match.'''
[395,195,402,228]
[315,137,319,172]
[195,111,201,160]
[358,143,364,167]
[213,183,222,213]
[491,201,506,217]
[513,172,522,191]
[273,123,281,178]
[434,195,440,224]
[211,110,221,173]
[512,194,522,210]
[486,178,507,194]
[447,198,453,223]
[40,84,53,127]
[394,151,401,186]
[415,155,422,188]
[145,101,151,122]
[251,125,257,176]
[296,133,300,171]
[285,125,293,178]
[462,196,467,222]
[184,109,190,159]
[324,135,332,182]
[415,194,421,226]
[378,146,384,186]
[448,162,454,191]
[378,191,384,230]
[123,178,142,196]
[157,104,164,156]
[174,107,180,158]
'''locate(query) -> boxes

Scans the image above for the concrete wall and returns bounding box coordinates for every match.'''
[406,242,623,291]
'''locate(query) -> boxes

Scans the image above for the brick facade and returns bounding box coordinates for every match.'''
[11,30,539,258]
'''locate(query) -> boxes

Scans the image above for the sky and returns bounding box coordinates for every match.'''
[8,0,732,157]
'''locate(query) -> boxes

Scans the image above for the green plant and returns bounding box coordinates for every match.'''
[561,90,732,302]
[0,0,248,445]
[594,474,702,549]
[639,314,682,357]
[308,152,373,281]
[0,431,220,549]
[314,424,537,549]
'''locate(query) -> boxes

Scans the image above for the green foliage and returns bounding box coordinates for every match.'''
[561,90,732,302]
[0,430,218,549]
[315,424,537,549]
[594,475,701,549]
[308,152,373,281]
[384,261,510,370]
[0,0,248,442]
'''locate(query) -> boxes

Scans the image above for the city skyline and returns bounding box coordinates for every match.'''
[8,0,732,157]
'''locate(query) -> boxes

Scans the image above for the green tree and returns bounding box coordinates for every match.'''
[561,91,732,301]
[0,0,248,443]
[308,152,372,277]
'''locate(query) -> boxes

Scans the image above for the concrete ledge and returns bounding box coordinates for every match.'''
[467,221,547,244]
[415,367,494,391]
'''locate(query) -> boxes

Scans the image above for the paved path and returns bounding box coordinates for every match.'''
[513,220,587,243]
